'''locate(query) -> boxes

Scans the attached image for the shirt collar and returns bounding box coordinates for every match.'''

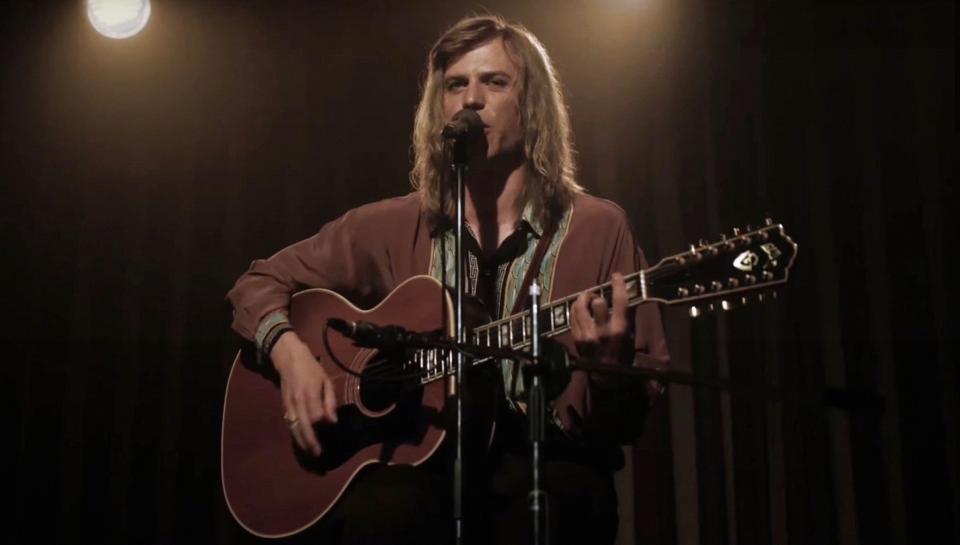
[519,201,544,238]
[429,201,544,239]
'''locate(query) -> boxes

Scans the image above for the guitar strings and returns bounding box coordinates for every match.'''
[327,252,752,381]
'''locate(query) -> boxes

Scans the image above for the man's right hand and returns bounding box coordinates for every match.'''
[270,330,338,456]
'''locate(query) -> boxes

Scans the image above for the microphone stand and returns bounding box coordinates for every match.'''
[527,280,549,545]
[450,134,469,545]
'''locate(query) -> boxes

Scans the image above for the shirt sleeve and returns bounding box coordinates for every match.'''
[581,206,670,443]
[226,205,392,343]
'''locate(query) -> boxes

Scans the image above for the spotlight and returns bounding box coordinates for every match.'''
[86,0,151,40]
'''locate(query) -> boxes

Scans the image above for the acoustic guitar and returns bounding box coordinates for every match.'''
[221,221,797,537]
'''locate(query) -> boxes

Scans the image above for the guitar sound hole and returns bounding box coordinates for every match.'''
[358,355,415,413]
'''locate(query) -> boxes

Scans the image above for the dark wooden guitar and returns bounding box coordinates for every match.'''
[221,222,797,537]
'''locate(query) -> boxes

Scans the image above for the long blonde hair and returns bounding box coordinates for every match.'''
[410,15,582,231]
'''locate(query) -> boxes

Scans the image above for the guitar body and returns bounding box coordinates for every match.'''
[221,275,462,538]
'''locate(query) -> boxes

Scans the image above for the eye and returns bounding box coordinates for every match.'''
[489,78,509,88]
[445,79,466,92]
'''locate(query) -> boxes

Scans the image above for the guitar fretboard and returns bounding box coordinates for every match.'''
[473,271,645,350]
[415,271,646,384]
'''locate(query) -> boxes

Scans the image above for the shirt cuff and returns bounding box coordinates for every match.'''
[255,310,292,365]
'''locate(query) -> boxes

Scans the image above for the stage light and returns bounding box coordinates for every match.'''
[86,0,151,39]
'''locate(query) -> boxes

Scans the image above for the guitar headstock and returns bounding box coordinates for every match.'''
[643,220,797,315]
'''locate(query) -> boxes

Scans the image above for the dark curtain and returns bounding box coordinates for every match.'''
[5,1,953,544]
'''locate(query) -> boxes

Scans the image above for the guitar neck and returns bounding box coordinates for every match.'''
[473,270,647,352]
[414,221,796,385]
[415,271,648,385]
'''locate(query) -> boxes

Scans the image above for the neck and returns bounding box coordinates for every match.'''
[464,152,527,253]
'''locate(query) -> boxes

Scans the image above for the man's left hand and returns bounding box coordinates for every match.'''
[569,272,632,366]
[553,272,633,436]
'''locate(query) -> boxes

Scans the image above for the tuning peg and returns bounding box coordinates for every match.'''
[689,306,701,318]
[708,303,716,312]
[697,238,706,247]
[732,227,741,236]
[745,224,753,232]
[721,300,732,311]
[720,233,727,241]
[765,218,774,226]
[741,296,749,306]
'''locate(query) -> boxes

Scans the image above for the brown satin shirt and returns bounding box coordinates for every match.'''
[226,191,670,433]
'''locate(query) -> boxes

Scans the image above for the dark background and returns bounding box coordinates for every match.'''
[4,1,954,543]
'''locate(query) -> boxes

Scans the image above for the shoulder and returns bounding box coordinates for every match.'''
[324,192,426,254]
[343,192,422,223]
[570,192,632,230]
[332,192,423,235]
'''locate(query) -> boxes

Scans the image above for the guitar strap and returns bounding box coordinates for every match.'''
[510,228,556,314]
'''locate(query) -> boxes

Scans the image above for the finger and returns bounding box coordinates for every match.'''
[295,395,322,456]
[284,403,309,452]
[322,376,338,424]
[572,292,596,341]
[281,384,307,449]
[566,406,584,439]
[569,291,587,340]
[554,407,571,437]
[305,388,327,426]
[608,273,629,335]
[590,294,609,328]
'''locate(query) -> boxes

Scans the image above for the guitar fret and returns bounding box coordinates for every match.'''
[538,309,550,336]
[511,317,523,347]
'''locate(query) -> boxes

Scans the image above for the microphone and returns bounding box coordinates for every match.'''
[441,109,484,139]
[327,318,443,350]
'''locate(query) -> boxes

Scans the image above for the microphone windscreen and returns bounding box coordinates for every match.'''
[442,109,484,138]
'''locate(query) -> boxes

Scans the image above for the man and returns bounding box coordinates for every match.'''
[228,14,669,545]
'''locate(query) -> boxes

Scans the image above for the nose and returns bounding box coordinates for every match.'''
[463,80,485,110]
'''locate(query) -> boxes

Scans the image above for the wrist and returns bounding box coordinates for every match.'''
[270,330,302,371]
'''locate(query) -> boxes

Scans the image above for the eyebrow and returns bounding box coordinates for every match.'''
[443,70,514,84]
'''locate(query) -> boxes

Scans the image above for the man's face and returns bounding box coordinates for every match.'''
[442,38,523,160]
